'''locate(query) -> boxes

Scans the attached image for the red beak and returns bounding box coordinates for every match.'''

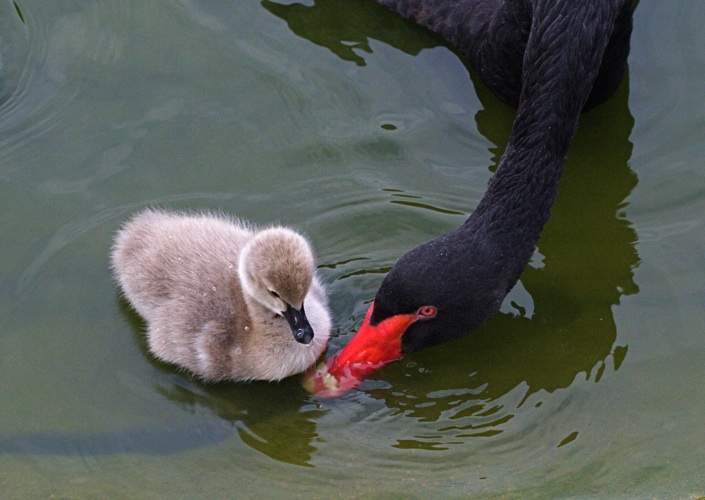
[302,302,420,398]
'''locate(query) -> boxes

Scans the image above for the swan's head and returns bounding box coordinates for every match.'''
[304,227,518,397]
[239,227,316,345]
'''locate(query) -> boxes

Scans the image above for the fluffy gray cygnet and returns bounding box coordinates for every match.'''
[111,209,331,381]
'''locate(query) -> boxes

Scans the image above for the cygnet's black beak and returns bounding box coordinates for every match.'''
[282,302,314,345]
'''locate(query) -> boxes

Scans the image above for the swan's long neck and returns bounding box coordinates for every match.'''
[467,0,624,269]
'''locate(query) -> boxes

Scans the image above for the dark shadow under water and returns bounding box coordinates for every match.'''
[261,0,445,66]
[1,0,640,464]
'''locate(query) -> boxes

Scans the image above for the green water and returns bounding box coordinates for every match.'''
[1,1,704,497]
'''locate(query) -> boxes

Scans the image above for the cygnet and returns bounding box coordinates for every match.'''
[111,208,331,381]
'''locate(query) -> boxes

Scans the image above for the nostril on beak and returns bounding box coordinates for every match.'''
[294,325,314,345]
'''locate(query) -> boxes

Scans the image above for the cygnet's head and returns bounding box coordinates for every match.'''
[239,227,316,344]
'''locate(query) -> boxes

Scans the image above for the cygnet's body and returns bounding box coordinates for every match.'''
[111,209,331,382]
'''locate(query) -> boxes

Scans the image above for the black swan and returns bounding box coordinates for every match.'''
[304,0,634,396]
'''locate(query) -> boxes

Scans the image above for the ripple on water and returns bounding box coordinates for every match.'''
[0,2,27,103]
[289,172,469,335]
[301,372,599,491]
[0,2,64,167]
[0,2,131,170]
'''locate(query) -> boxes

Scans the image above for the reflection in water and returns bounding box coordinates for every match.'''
[0,298,325,468]
[0,393,322,467]
[154,377,325,467]
[261,0,442,66]
[122,300,327,467]
[385,188,466,215]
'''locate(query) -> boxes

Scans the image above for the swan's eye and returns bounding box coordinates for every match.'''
[417,306,437,318]
[269,290,280,299]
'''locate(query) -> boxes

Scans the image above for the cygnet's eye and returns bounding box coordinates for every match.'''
[269,290,280,299]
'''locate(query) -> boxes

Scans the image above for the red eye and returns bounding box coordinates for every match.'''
[417,306,437,318]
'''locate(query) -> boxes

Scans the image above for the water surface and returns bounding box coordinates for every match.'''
[1,1,704,497]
